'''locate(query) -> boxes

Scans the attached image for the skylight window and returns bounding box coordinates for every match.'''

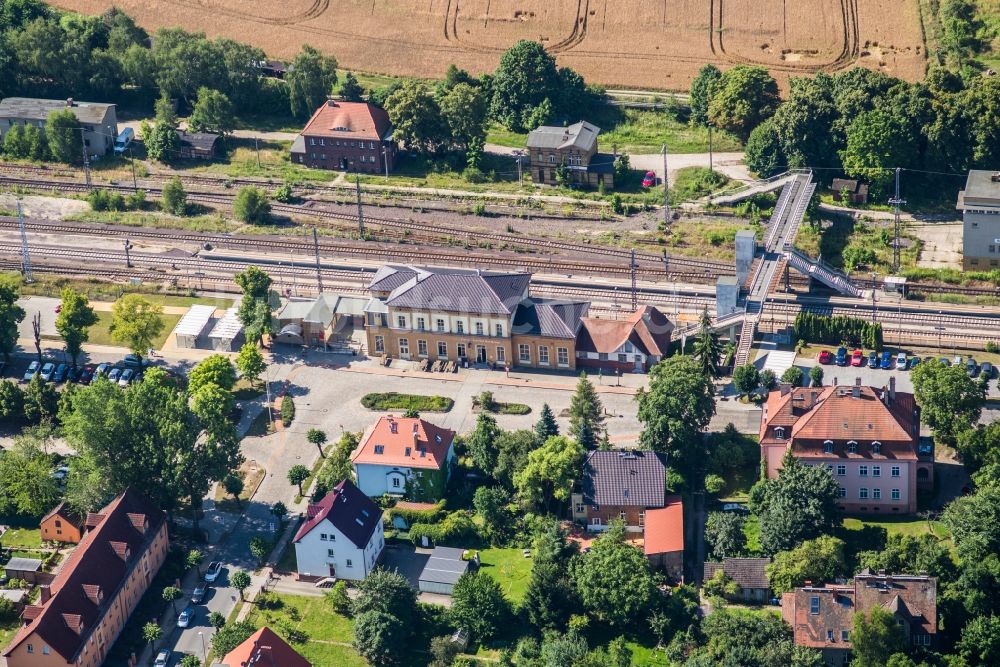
[374,445,385,455]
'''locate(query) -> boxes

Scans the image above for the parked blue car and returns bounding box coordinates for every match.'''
[880,351,893,369]
[836,346,848,366]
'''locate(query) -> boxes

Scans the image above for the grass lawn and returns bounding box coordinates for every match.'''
[0,620,19,649]
[213,460,266,511]
[477,548,533,604]
[0,527,42,548]
[233,377,265,400]
[1,272,220,307]
[246,593,366,666]
[135,294,234,309]
[627,642,670,666]
[837,516,952,567]
[191,138,339,183]
[660,215,762,261]
[85,310,181,349]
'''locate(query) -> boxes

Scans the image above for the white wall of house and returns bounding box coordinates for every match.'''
[354,463,413,497]
[294,516,385,581]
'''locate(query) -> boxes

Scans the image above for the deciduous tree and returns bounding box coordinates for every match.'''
[230,569,251,600]
[489,40,561,131]
[287,464,309,496]
[440,82,488,150]
[385,80,443,152]
[636,355,715,478]
[353,610,406,666]
[339,72,364,102]
[110,294,164,360]
[450,571,511,642]
[707,65,780,140]
[514,435,585,513]
[766,535,846,593]
[851,607,908,667]
[0,435,57,516]
[233,186,271,225]
[467,412,502,474]
[689,64,721,127]
[161,176,187,214]
[571,522,656,628]
[188,354,237,393]
[757,453,840,554]
[705,511,747,560]
[911,358,985,446]
[55,287,97,367]
[0,282,24,361]
[288,44,338,119]
[236,343,266,386]
[45,108,82,163]
[306,428,327,457]
[189,86,235,135]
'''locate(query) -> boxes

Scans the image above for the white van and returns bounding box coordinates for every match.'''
[113,127,134,155]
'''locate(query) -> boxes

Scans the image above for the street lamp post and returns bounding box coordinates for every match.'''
[197,631,207,662]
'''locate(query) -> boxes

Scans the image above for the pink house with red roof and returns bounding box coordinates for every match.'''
[351,415,456,501]
[292,479,384,581]
[759,379,932,515]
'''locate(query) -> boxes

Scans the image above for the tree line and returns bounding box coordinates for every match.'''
[689,60,1000,201]
[792,312,884,350]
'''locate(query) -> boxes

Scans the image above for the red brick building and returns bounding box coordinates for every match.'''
[290,100,395,174]
[575,306,673,373]
[572,450,668,532]
[782,572,937,665]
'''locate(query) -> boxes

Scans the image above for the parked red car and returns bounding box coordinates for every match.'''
[818,350,833,364]
[642,171,657,188]
[851,349,865,367]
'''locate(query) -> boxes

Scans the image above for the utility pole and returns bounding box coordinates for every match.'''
[312,227,323,294]
[630,249,638,311]
[128,148,137,191]
[871,272,878,328]
[708,125,714,174]
[382,147,389,180]
[80,128,91,190]
[123,239,132,267]
[888,167,906,273]
[254,137,261,168]
[355,175,365,237]
[16,200,32,283]
[661,144,671,226]
[515,151,523,187]
[661,248,669,278]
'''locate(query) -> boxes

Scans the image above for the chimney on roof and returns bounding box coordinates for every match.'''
[992,172,1000,183]
[39,586,51,604]
[804,580,812,587]
[389,419,397,434]
[779,383,792,396]
[852,380,861,398]
[327,99,337,107]
[889,376,896,402]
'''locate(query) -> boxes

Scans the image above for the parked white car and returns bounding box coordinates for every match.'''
[39,362,55,381]
[23,361,39,382]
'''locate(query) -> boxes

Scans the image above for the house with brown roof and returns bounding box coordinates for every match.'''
[782,572,936,665]
[175,130,220,160]
[217,626,311,667]
[292,479,384,581]
[703,557,772,603]
[643,498,684,581]
[290,100,395,173]
[526,121,614,189]
[363,265,589,370]
[39,503,83,544]
[571,450,668,532]
[575,305,673,373]
[759,378,931,514]
[2,488,167,667]
[351,415,456,501]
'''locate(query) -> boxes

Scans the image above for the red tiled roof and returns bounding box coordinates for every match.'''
[577,306,673,357]
[760,385,919,460]
[292,479,381,549]
[351,415,455,470]
[221,627,311,667]
[299,100,391,141]
[3,488,165,662]
[643,496,683,555]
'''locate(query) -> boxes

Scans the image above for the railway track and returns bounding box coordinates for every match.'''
[0,174,729,275]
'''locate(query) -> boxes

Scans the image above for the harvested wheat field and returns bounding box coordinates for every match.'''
[52,0,927,89]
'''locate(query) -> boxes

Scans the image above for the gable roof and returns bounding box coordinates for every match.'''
[703,557,772,589]
[220,627,311,667]
[351,415,455,470]
[511,299,590,338]
[176,130,220,151]
[581,450,667,508]
[300,100,392,141]
[418,546,471,586]
[380,266,531,316]
[293,479,381,549]
[3,488,164,662]
[527,121,600,152]
[643,497,684,555]
[40,502,82,529]
[0,97,114,125]
[576,306,673,356]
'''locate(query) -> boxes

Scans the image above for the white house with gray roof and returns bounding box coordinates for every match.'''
[526,120,614,190]
[0,97,118,157]
[364,265,590,369]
